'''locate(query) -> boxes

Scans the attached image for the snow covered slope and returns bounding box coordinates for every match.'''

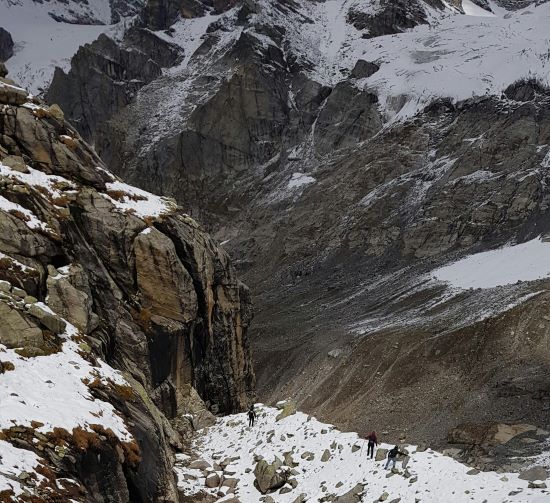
[2,0,113,24]
[0,0,130,93]
[176,404,550,502]
[433,236,550,289]
[0,300,134,499]
[242,0,550,119]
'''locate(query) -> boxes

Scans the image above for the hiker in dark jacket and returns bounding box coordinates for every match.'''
[247,405,256,427]
[366,431,378,459]
[385,445,404,469]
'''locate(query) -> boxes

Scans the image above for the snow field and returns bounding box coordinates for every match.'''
[176,404,549,502]
[433,237,550,289]
[0,1,113,94]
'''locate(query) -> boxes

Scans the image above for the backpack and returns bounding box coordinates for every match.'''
[388,447,399,458]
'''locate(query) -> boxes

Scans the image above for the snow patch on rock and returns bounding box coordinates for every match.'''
[433,237,550,289]
[102,179,176,219]
[0,317,132,441]
[287,173,316,190]
[0,194,51,232]
[0,440,46,497]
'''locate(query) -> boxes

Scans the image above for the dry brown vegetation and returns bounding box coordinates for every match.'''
[106,189,127,201]
[0,257,19,271]
[87,376,135,403]
[8,209,30,222]
[72,426,104,450]
[52,195,71,207]
[0,361,15,373]
[122,439,142,466]
[132,307,152,331]
[106,189,146,202]
[142,216,156,227]
[0,489,15,502]
[113,383,135,401]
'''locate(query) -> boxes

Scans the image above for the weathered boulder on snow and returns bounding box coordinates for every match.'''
[205,472,220,488]
[448,423,538,446]
[350,59,380,79]
[254,457,288,494]
[333,483,365,503]
[276,400,297,421]
[375,448,388,462]
[519,466,549,481]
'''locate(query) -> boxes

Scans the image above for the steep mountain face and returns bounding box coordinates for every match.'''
[6,0,550,446]
[3,0,145,25]
[46,28,183,149]
[0,27,13,61]
[0,77,253,500]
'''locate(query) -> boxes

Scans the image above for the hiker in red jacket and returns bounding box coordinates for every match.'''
[366,431,378,459]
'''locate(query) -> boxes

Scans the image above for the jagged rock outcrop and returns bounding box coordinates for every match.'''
[0,27,14,62]
[111,0,147,23]
[0,79,254,501]
[47,28,183,150]
[347,0,446,38]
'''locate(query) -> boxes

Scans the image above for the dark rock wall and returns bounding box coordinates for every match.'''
[0,82,254,500]
[0,27,14,62]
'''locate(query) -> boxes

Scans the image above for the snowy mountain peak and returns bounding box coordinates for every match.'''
[1,0,144,25]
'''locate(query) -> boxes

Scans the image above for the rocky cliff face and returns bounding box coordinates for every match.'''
[0,27,13,62]
[12,0,550,445]
[0,75,254,501]
[46,28,183,152]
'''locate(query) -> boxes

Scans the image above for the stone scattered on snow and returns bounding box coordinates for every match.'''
[254,457,288,494]
[175,405,550,502]
[189,459,211,470]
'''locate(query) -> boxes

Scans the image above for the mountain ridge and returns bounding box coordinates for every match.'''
[2,0,550,466]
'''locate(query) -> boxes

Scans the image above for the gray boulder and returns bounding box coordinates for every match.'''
[254,457,288,494]
[0,302,43,348]
[519,466,549,482]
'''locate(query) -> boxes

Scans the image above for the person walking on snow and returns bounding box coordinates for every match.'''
[385,445,404,470]
[247,404,257,427]
[366,431,378,459]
